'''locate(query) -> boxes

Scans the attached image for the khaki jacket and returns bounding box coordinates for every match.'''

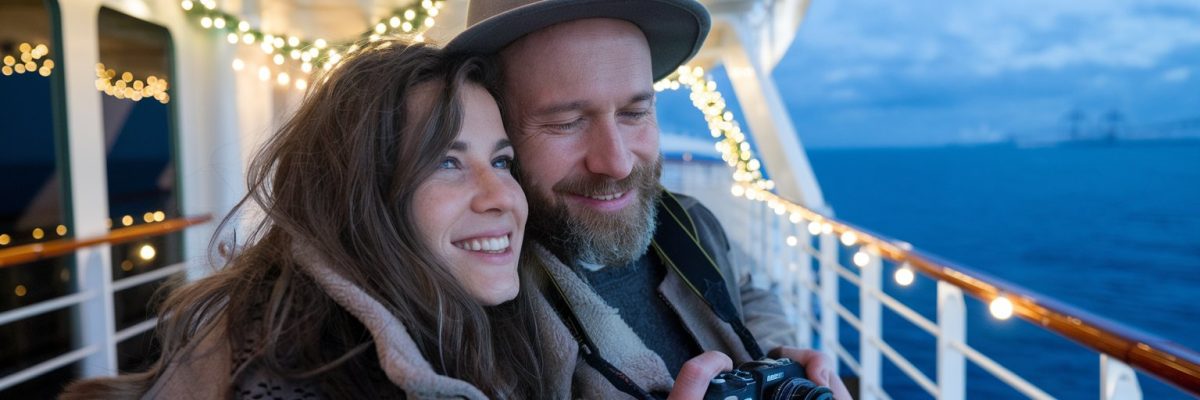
[527,193,796,398]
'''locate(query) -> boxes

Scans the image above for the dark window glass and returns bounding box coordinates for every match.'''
[97,6,181,371]
[0,0,75,398]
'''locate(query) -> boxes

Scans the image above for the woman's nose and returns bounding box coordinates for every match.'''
[470,167,519,215]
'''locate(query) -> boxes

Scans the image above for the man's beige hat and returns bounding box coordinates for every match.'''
[445,0,711,81]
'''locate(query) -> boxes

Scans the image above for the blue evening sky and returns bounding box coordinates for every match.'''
[659,0,1200,148]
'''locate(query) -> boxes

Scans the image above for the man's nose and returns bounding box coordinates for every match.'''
[583,118,634,180]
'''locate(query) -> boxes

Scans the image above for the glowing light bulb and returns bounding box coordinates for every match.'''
[200,16,212,28]
[895,267,914,286]
[32,228,44,239]
[840,232,858,246]
[0,234,10,245]
[786,236,798,247]
[852,250,870,267]
[122,215,134,226]
[789,213,803,224]
[213,17,226,29]
[231,58,244,70]
[226,32,239,44]
[807,221,821,236]
[730,184,745,198]
[990,296,1014,320]
[153,211,166,222]
[139,244,157,261]
[276,72,290,86]
[238,21,249,32]
[181,0,193,10]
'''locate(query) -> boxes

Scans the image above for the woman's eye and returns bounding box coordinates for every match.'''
[439,157,461,169]
[492,156,514,170]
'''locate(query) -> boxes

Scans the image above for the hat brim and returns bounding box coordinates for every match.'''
[445,0,710,81]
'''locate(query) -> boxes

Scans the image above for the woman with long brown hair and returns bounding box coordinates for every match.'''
[62,41,551,399]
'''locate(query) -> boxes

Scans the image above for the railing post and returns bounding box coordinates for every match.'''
[859,247,882,400]
[1101,354,1142,400]
[937,281,966,400]
[818,230,839,375]
[793,224,813,349]
[60,0,118,377]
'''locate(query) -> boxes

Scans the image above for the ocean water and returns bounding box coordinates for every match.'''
[806,143,1200,399]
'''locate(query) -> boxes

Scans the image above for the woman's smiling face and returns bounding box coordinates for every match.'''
[411,83,527,306]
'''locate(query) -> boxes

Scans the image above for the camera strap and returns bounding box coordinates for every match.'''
[650,191,766,361]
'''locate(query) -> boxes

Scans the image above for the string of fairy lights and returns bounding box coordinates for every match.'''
[94,63,171,104]
[182,0,444,91]
[2,43,53,77]
[655,66,1015,320]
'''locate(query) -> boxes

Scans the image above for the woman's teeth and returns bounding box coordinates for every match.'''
[453,235,510,253]
[587,191,625,201]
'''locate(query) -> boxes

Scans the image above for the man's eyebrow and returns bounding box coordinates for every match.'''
[533,100,587,116]
[629,91,655,104]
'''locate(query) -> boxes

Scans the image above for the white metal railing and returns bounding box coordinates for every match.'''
[0,216,208,393]
[0,261,186,392]
[661,159,1196,400]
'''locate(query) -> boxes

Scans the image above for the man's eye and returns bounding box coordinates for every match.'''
[492,156,514,170]
[439,157,461,169]
[548,119,584,131]
[620,110,651,120]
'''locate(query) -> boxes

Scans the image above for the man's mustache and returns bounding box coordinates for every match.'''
[551,163,659,197]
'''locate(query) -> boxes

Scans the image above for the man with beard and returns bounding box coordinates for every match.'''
[449,1,851,398]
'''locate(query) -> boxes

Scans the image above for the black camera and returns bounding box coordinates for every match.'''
[703,358,833,400]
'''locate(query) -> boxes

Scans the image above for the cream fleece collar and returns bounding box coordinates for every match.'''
[291,242,488,400]
[530,244,676,394]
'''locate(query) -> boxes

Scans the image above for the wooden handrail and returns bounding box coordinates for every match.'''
[0,215,212,268]
[747,188,1200,397]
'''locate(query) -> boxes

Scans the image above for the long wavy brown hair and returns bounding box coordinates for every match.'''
[61,42,545,398]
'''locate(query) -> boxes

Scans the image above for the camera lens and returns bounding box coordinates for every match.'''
[771,378,834,400]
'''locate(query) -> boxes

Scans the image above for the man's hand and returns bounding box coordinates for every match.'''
[667,351,732,400]
[770,347,853,400]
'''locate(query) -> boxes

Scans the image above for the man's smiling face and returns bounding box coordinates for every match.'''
[500,18,662,266]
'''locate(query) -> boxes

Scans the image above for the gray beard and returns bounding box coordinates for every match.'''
[525,162,662,268]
